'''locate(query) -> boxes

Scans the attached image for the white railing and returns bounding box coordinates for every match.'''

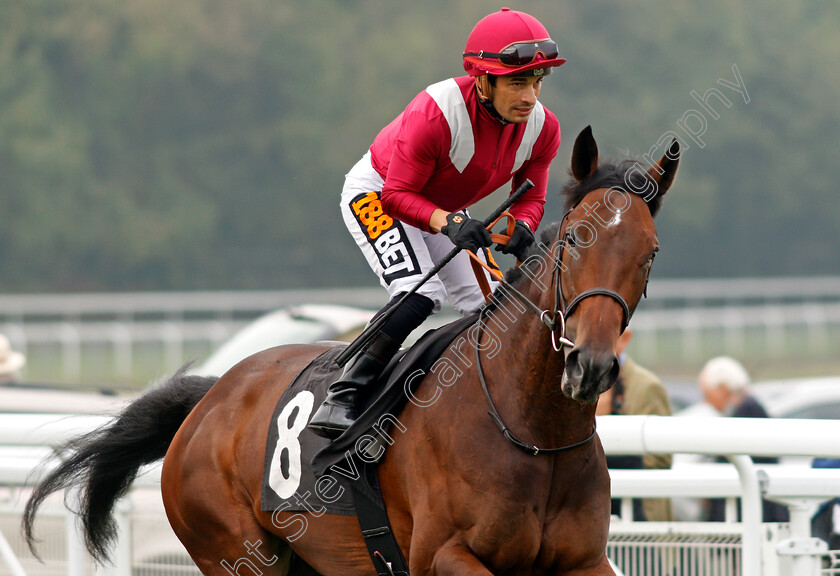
[0,284,833,385]
[599,415,840,576]
[3,278,840,385]
[3,278,839,320]
[644,276,840,307]
[0,289,387,387]
[606,465,840,575]
[0,289,388,319]
[0,444,185,576]
[2,414,840,575]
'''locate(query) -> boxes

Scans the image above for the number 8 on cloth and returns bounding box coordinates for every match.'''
[268,391,315,499]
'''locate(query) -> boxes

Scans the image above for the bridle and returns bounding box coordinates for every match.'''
[475,202,651,456]
[487,206,640,351]
[553,209,636,339]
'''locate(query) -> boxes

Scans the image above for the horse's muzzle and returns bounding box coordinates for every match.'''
[561,347,620,404]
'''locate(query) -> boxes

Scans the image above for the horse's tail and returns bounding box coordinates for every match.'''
[22,366,217,563]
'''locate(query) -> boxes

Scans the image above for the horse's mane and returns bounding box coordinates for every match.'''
[561,158,665,216]
[500,157,663,291]
[500,225,560,287]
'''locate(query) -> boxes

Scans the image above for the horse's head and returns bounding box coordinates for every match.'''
[554,126,680,404]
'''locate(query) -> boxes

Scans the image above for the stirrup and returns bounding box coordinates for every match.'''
[307,407,355,439]
[308,380,363,438]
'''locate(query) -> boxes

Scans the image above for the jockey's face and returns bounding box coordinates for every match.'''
[490,75,543,124]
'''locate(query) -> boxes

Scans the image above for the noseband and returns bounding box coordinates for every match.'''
[475,202,651,456]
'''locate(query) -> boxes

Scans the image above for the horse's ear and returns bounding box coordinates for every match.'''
[647,139,680,195]
[571,125,599,181]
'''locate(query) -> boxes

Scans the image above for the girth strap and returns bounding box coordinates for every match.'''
[349,479,410,576]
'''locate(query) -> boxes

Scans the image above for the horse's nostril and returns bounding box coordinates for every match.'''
[607,356,620,385]
[565,349,583,381]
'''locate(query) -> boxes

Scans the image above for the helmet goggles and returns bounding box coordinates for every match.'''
[464,40,559,68]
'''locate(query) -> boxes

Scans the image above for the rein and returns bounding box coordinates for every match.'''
[474,311,596,456]
[468,212,576,351]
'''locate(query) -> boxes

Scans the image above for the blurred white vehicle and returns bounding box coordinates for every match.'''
[753,376,840,420]
[193,304,375,376]
[192,302,460,377]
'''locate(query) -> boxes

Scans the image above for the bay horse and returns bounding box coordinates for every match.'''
[24,126,679,576]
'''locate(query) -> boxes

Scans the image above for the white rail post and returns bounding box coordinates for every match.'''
[66,486,87,576]
[59,322,82,381]
[723,307,745,357]
[162,322,184,373]
[728,455,762,576]
[680,310,703,362]
[0,529,28,576]
[597,415,840,576]
[771,496,829,575]
[110,498,133,576]
[111,322,133,381]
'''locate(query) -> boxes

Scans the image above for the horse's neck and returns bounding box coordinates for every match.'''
[480,289,594,447]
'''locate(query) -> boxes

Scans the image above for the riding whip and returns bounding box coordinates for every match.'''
[335,179,535,367]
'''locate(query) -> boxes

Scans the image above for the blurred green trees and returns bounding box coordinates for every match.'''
[1,0,838,291]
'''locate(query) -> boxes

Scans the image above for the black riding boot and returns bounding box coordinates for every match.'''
[308,332,401,439]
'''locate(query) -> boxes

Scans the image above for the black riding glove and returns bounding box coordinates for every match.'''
[495,220,535,260]
[441,213,492,253]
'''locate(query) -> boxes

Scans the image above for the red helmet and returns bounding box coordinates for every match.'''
[463,8,566,77]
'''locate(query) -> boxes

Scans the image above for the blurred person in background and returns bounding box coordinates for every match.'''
[0,333,26,385]
[699,355,768,418]
[615,328,674,521]
[698,355,789,522]
[309,8,566,439]
[596,376,647,521]
[812,458,840,549]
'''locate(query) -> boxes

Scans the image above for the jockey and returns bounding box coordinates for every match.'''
[308,8,566,438]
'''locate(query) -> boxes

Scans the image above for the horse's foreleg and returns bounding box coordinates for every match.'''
[425,544,617,576]
[428,545,495,576]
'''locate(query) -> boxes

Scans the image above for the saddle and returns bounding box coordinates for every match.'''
[260,313,478,574]
[260,213,515,574]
